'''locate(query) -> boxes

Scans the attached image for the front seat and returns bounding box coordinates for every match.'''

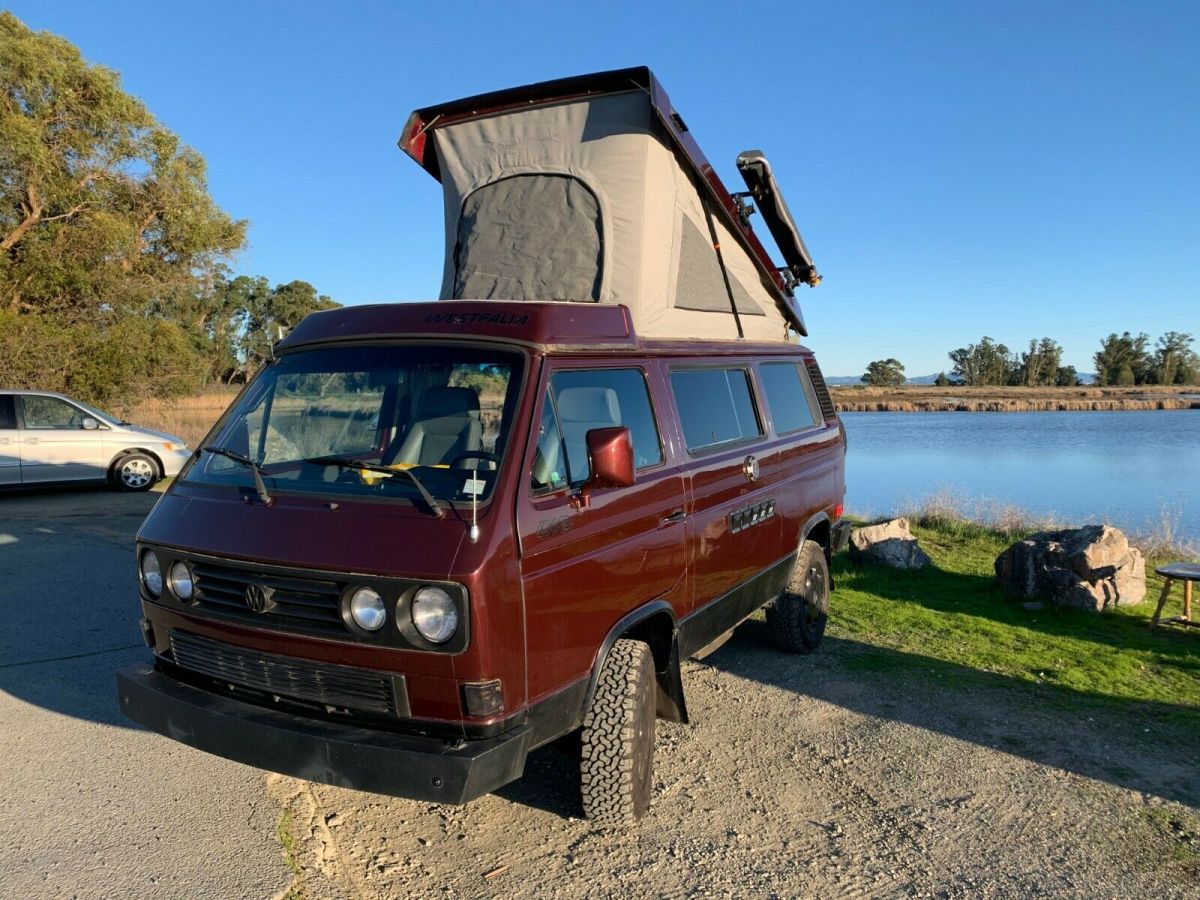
[556,386,621,483]
[385,387,482,466]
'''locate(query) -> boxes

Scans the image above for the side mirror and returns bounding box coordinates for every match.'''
[574,426,635,508]
[81,416,99,430]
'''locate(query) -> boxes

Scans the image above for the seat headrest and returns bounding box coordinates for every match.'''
[417,386,480,420]
[557,386,620,425]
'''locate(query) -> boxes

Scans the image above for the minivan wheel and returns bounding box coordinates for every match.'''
[580,639,656,825]
[766,539,829,654]
[113,453,158,492]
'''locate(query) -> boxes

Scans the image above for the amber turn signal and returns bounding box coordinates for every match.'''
[462,679,504,717]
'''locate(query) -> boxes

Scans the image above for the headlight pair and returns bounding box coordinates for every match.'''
[139,551,193,601]
[344,584,458,644]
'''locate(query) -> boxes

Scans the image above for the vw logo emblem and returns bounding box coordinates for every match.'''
[244,583,275,614]
[743,455,760,482]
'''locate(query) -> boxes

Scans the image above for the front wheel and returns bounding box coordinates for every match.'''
[766,539,829,654]
[580,639,656,824]
[113,453,159,492]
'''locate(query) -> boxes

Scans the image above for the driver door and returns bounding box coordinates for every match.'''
[516,362,688,703]
[17,394,108,483]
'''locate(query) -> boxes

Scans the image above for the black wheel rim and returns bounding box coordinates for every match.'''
[802,565,827,628]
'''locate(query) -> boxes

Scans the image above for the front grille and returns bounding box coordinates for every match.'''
[805,359,837,421]
[191,560,345,636]
[169,630,399,716]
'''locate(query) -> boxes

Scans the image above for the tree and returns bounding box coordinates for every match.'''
[1017,338,1063,387]
[1055,365,1078,387]
[0,13,255,402]
[1093,332,1153,386]
[861,358,906,387]
[934,371,951,387]
[948,337,1013,386]
[1154,332,1200,385]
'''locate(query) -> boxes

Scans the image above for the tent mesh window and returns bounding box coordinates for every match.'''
[453,174,603,302]
[673,217,764,316]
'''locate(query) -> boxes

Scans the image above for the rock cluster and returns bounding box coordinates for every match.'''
[994,525,1145,611]
[849,518,931,570]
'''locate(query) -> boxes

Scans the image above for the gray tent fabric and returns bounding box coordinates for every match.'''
[673,217,764,316]
[428,90,791,341]
[454,175,603,302]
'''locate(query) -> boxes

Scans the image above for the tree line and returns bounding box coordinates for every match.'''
[0,13,337,404]
[861,332,1199,387]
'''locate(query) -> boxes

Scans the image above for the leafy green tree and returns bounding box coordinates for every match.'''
[861,358,906,386]
[1093,332,1153,385]
[1055,365,1078,387]
[1154,332,1199,385]
[934,371,951,387]
[948,337,1014,386]
[1017,338,1063,386]
[0,13,245,319]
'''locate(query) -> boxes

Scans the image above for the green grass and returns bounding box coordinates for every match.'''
[276,808,305,900]
[829,520,1200,723]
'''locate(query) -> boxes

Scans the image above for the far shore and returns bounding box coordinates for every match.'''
[832,384,1200,413]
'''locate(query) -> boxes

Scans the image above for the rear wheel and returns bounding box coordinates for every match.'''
[580,639,656,824]
[766,539,829,654]
[113,453,158,492]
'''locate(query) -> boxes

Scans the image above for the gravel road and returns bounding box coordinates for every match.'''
[1,488,1197,899]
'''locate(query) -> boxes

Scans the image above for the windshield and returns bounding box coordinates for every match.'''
[184,344,523,504]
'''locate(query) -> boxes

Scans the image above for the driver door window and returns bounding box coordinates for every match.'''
[22,396,83,429]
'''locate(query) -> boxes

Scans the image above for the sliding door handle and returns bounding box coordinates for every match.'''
[660,509,686,525]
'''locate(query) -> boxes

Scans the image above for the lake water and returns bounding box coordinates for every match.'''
[842,410,1200,543]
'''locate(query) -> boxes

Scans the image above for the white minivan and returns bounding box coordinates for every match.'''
[0,390,192,491]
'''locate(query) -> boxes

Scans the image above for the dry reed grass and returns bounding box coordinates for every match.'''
[832,384,1200,413]
[115,389,239,448]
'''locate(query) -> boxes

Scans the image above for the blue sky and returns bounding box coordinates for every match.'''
[9,1,1199,375]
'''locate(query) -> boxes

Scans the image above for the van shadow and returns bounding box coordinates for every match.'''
[706,620,1200,808]
[0,487,158,730]
[832,554,1200,665]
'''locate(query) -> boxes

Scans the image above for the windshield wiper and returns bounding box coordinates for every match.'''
[304,456,446,518]
[203,445,273,506]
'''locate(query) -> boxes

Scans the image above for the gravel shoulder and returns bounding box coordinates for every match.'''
[276,621,1199,899]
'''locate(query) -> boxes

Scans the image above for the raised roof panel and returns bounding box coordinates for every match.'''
[400,67,812,341]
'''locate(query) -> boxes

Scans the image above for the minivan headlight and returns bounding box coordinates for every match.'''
[140,551,163,597]
[411,586,458,644]
[169,561,194,600]
[348,587,387,631]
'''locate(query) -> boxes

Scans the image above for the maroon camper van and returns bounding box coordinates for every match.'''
[117,68,847,824]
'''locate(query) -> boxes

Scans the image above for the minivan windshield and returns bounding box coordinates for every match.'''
[184,344,523,504]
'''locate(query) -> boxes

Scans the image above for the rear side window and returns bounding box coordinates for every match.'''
[533,368,663,491]
[670,368,763,452]
[0,396,15,430]
[759,362,821,434]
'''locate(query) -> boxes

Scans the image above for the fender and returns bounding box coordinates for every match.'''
[800,509,831,547]
[581,599,689,725]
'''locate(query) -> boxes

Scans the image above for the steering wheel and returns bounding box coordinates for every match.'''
[448,451,499,471]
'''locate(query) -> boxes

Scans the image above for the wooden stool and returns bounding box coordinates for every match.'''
[1151,562,1200,629]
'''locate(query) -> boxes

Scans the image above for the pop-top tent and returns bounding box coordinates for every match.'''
[400,66,818,342]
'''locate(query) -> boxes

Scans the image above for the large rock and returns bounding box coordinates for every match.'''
[849,517,931,569]
[994,525,1146,611]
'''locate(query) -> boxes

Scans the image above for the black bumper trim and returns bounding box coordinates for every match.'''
[116,665,531,803]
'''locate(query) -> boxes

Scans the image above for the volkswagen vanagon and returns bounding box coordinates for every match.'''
[117,68,847,824]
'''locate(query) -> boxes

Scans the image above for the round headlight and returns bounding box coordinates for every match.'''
[140,551,162,597]
[349,587,387,631]
[169,561,194,600]
[411,586,458,644]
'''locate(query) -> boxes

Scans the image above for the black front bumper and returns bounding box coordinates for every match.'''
[116,665,531,803]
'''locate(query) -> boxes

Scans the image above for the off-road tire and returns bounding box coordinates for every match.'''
[112,453,159,492]
[766,539,829,654]
[580,639,656,824]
